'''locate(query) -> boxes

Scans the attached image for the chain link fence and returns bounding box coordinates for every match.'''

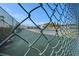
[0,3,78,56]
[0,6,19,43]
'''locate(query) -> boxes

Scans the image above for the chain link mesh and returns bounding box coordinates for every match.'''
[0,3,78,56]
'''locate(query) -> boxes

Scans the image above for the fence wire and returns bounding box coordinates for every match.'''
[0,3,78,56]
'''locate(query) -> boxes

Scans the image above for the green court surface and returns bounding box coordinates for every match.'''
[0,29,76,56]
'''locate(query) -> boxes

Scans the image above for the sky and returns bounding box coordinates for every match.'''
[0,3,75,26]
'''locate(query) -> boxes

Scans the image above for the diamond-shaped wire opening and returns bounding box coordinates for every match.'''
[42,4,53,17]
[14,19,41,44]
[30,7,50,30]
[30,35,49,52]
[47,3,57,10]
[20,3,40,13]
